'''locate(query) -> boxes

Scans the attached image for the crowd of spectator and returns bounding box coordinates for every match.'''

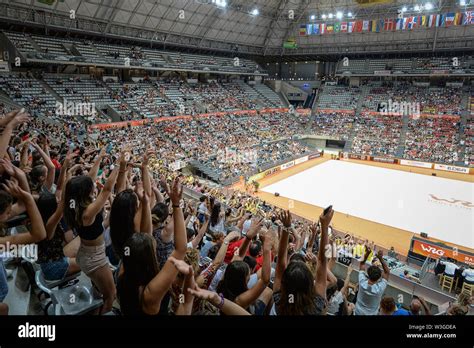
[404,117,464,164]
[351,114,402,157]
[0,108,471,319]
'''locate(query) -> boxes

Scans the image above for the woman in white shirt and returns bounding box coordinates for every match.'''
[209,202,226,235]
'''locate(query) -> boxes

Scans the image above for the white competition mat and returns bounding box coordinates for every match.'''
[262,160,474,249]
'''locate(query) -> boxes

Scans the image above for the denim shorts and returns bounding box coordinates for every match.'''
[0,259,9,302]
[40,257,69,281]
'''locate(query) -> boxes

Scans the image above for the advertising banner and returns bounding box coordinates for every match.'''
[411,238,474,266]
[280,161,295,170]
[434,164,470,174]
[400,159,432,169]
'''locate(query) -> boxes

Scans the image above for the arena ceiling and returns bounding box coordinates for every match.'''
[0,0,473,57]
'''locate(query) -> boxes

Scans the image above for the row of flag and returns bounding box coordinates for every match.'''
[299,11,474,35]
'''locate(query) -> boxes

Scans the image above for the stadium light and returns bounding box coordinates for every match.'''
[401,6,407,12]
[310,14,316,20]
[336,11,343,19]
[328,13,334,19]
[414,5,421,11]
[251,8,259,16]
[347,12,353,17]
[322,14,327,19]
[215,0,227,8]
[425,2,433,10]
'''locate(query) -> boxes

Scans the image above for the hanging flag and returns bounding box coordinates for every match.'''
[464,11,474,25]
[421,15,427,27]
[355,21,363,32]
[334,22,341,33]
[384,18,395,31]
[348,21,355,33]
[445,13,455,26]
[371,19,380,32]
[437,14,445,27]
[428,14,436,27]
[362,20,370,31]
[320,23,326,34]
[407,16,418,29]
[307,24,313,35]
[327,24,334,33]
[299,24,307,36]
[313,23,320,35]
[402,17,409,30]
[454,13,463,25]
[396,18,403,30]
[341,22,348,32]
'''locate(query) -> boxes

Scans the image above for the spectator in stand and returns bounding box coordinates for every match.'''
[355,248,390,315]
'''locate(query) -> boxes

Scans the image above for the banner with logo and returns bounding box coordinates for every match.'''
[434,164,470,174]
[373,157,396,164]
[400,159,432,169]
[294,156,309,165]
[411,237,474,265]
[280,161,295,171]
[308,153,322,160]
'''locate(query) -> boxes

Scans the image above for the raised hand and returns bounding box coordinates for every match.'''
[6,109,30,129]
[247,216,264,239]
[169,256,192,275]
[169,177,183,207]
[0,158,15,177]
[2,179,31,202]
[277,210,292,228]
[319,206,334,228]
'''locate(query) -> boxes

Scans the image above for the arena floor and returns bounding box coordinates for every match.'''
[256,156,474,255]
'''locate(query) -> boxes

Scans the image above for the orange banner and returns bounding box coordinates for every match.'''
[89,108,311,130]
[411,239,474,266]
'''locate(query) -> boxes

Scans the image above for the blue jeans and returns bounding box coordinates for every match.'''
[0,259,8,302]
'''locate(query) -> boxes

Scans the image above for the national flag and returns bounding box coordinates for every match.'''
[320,23,326,34]
[437,14,445,27]
[445,12,455,26]
[371,19,381,32]
[334,22,341,33]
[464,11,474,25]
[402,17,409,30]
[341,22,348,32]
[420,15,427,27]
[355,21,363,32]
[348,21,355,33]
[407,16,418,29]
[307,24,313,35]
[327,24,334,33]
[428,14,436,27]
[299,24,306,36]
[454,13,463,25]
[362,20,370,31]
[313,23,320,35]
[396,18,403,30]
[384,18,395,31]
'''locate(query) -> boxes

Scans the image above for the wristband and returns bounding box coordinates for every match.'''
[172,205,180,208]
[216,293,225,310]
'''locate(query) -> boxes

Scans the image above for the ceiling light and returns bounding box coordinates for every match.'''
[328,13,334,19]
[251,8,259,16]
[336,11,343,19]
[425,2,433,10]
